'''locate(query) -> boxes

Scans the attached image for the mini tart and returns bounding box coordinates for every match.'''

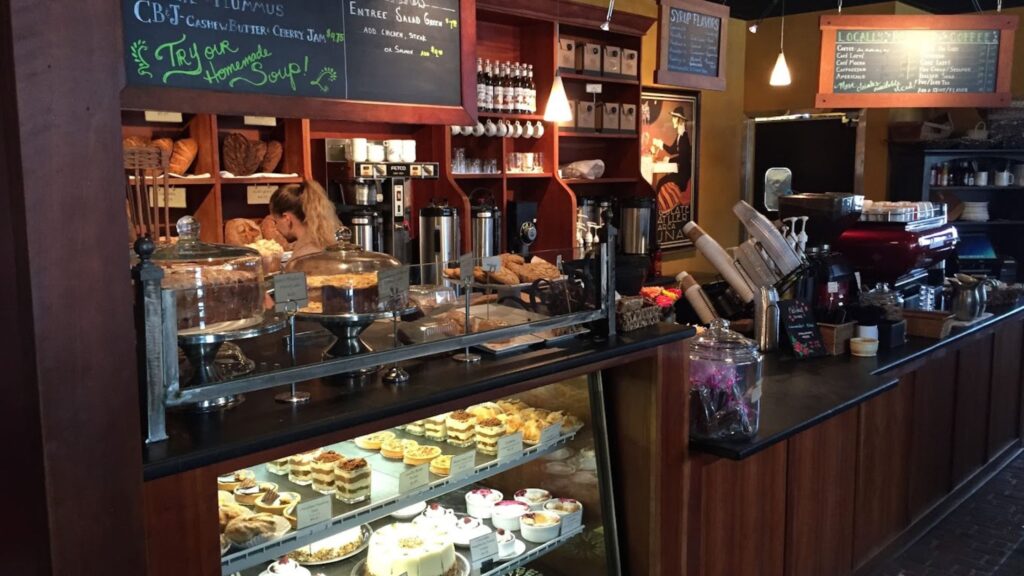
[354,430,396,451]
[522,417,552,445]
[217,469,255,492]
[497,398,529,414]
[381,438,418,459]
[233,480,279,506]
[404,444,442,466]
[429,454,452,476]
[254,490,301,515]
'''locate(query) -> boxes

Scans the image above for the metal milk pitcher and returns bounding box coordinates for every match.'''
[949,275,989,321]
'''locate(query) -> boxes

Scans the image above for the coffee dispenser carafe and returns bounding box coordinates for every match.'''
[419,200,460,284]
[348,208,381,252]
[619,197,654,255]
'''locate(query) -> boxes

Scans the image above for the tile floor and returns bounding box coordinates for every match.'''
[870,453,1024,576]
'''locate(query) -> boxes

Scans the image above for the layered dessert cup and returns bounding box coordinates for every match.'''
[311,451,346,494]
[445,411,477,448]
[335,457,371,504]
[287,451,318,486]
[474,417,506,455]
[424,413,449,441]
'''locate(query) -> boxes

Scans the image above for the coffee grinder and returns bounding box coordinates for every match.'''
[507,201,538,258]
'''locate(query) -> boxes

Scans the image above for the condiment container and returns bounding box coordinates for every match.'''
[689,319,762,441]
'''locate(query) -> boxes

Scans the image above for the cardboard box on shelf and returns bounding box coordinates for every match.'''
[621,49,639,78]
[598,102,620,132]
[620,104,637,132]
[576,43,602,76]
[558,38,577,72]
[576,101,596,131]
[603,46,622,76]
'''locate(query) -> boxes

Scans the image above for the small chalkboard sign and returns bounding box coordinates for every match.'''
[779,300,826,359]
[817,15,1019,108]
[121,0,463,109]
[656,0,729,91]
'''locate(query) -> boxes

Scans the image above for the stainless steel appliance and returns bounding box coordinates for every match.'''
[507,201,538,257]
[472,203,501,259]
[619,197,653,255]
[419,200,459,284]
[348,208,381,252]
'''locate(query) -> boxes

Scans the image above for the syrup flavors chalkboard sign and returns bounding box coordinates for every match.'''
[817,14,1018,108]
[779,300,826,359]
[656,0,729,91]
[122,0,462,106]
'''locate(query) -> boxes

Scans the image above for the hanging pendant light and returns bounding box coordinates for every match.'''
[769,0,792,86]
[544,3,573,122]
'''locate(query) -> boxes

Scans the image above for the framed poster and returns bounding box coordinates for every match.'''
[656,0,729,91]
[641,91,699,251]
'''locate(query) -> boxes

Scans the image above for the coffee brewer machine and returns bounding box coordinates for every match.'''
[469,189,502,259]
[419,200,460,285]
[324,138,439,263]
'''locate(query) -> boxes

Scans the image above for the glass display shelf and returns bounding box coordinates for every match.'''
[221,428,579,575]
[236,486,585,576]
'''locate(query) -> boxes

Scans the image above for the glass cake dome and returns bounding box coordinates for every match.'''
[152,216,266,334]
[285,228,407,315]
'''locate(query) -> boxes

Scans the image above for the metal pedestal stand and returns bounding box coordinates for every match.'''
[382,311,410,385]
[275,302,310,404]
[452,276,481,364]
[177,315,287,412]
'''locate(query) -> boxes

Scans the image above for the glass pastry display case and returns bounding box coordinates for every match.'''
[218,376,621,576]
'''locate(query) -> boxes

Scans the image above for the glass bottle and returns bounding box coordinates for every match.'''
[501,62,513,113]
[512,63,524,114]
[484,59,495,113]
[526,65,536,113]
[476,58,486,112]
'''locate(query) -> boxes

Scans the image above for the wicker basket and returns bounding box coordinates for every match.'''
[617,302,663,332]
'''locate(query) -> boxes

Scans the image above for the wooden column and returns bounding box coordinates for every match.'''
[908,350,957,520]
[989,319,1024,458]
[0,1,147,573]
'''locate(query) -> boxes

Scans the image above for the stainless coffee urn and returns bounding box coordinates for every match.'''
[349,208,380,252]
[419,201,460,284]
[619,197,654,255]
[472,203,502,259]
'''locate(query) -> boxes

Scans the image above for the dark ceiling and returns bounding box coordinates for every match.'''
[728,0,1024,20]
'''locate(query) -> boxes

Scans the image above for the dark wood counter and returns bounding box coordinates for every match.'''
[683,305,1024,576]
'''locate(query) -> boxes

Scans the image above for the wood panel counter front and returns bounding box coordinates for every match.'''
[685,305,1024,576]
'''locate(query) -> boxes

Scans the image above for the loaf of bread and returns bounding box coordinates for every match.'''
[249,140,267,176]
[222,133,264,175]
[261,140,283,173]
[123,136,150,149]
[169,138,198,174]
[260,217,290,250]
[224,218,262,246]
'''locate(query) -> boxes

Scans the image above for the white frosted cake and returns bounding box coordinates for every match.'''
[366,522,458,576]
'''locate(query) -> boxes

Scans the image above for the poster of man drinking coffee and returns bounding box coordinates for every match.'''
[641,91,699,250]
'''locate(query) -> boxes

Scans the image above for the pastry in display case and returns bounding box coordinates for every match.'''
[153,216,266,334]
[219,377,620,576]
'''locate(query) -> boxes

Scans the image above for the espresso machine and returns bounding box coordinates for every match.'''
[419,200,460,284]
[323,137,439,263]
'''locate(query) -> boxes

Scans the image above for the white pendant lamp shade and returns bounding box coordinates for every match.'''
[770,51,791,86]
[543,75,573,123]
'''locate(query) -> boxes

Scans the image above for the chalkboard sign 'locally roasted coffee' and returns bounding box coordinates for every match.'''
[656,0,729,91]
[817,15,1018,108]
[122,0,462,107]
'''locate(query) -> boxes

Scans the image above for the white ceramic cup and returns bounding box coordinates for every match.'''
[524,122,535,138]
[496,121,508,137]
[451,125,462,136]
[385,140,403,162]
[367,144,385,163]
[472,122,485,137]
[533,121,544,138]
[995,171,1016,186]
[401,140,416,163]
[484,119,497,137]
[512,121,523,138]
[975,171,989,186]
[352,138,368,162]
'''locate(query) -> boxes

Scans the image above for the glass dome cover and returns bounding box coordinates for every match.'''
[152,216,266,334]
[285,227,406,315]
[690,318,761,364]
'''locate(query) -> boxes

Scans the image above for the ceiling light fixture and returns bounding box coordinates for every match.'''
[749,0,778,34]
[544,0,574,123]
[770,0,792,86]
[748,21,760,33]
[601,0,615,31]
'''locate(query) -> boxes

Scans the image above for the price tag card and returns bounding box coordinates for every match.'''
[244,115,277,127]
[399,464,429,493]
[497,431,524,462]
[148,187,187,209]
[378,266,410,306]
[469,532,499,566]
[459,253,475,284]
[449,450,476,479]
[560,509,583,535]
[295,495,332,529]
[586,83,603,94]
[144,110,183,123]
[539,422,563,445]
[482,255,501,273]
[274,272,309,312]
[246,185,277,205]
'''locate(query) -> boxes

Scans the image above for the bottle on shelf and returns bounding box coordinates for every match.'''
[930,164,939,187]
[526,64,537,114]
[476,58,486,112]
[492,61,504,114]
[513,62,525,114]
[502,61,514,113]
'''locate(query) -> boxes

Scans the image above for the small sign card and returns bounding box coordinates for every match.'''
[459,253,475,284]
[399,464,430,493]
[378,266,410,308]
[244,115,277,127]
[294,495,332,529]
[274,272,309,312]
[497,431,524,461]
[539,421,563,445]
[469,532,499,566]
[449,450,476,479]
[482,255,501,273]
[779,300,826,359]
[560,509,583,535]
[148,186,186,209]
[247,185,277,205]
[143,110,183,123]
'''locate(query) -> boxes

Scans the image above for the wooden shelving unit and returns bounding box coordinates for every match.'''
[559,130,638,139]
[559,72,641,86]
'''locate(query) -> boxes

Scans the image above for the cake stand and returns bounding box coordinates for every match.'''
[297,307,416,360]
[177,314,288,411]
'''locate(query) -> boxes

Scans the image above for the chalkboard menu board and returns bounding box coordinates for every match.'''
[778,300,826,359]
[656,0,729,91]
[817,15,1018,108]
[122,0,462,106]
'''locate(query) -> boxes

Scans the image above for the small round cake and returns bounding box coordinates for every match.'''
[366,522,458,576]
